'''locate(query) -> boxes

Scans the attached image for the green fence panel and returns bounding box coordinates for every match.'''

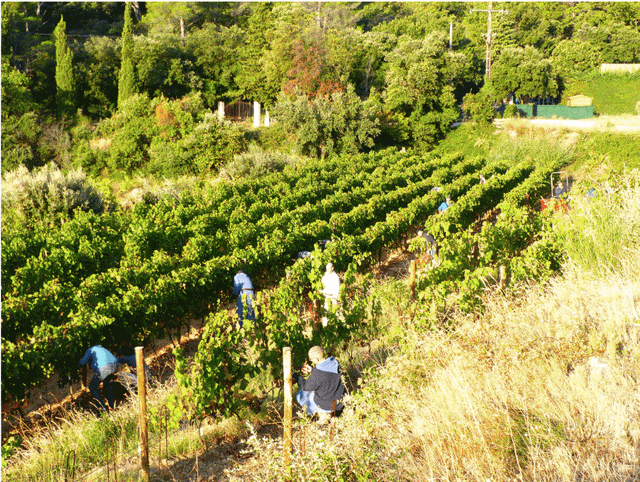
[536,105,593,119]
[516,104,534,118]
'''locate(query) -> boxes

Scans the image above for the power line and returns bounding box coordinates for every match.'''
[470,1,509,81]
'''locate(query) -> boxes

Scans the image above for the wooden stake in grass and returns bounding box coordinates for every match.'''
[136,346,149,482]
[409,259,416,301]
[499,265,507,291]
[283,347,293,474]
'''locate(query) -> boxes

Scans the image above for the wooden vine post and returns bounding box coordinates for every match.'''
[136,346,150,482]
[499,265,507,291]
[409,259,416,301]
[283,347,293,475]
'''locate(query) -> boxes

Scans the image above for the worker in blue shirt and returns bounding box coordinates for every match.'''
[233,269,255,327]
[77,345,119,412]
[438,196,452,213]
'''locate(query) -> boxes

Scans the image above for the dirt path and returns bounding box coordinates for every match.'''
[494,114,640,133]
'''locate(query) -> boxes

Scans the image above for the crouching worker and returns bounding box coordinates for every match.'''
[77,345,119,413]
[292,346,345,424]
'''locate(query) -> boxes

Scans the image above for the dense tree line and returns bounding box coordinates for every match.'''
[2,2,640,177]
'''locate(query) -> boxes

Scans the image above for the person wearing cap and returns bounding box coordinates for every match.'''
[233,269,255,327]
[293,346,345,424]
[77,345,119,412]
[320,262,340,327]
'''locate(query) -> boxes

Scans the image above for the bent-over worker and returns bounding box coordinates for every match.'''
[77,345,119,412]
[233,269,255,327]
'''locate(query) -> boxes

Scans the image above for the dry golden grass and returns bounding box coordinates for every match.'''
[497,114,640,138]
[335,247,640,481]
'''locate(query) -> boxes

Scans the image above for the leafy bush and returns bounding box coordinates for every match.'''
[253,124,294,153]
[179,114,247,175]
[1,163,105,227]
[0,113,41,174]
[462,90,495,124]
[273,84,380,158]
[79,93,247,178]
[223,144,301,180]
[503,104,518,118]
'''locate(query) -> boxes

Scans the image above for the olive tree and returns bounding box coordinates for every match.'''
[383,32,460,149]
[491,46,559,102]
[273,84,380,159]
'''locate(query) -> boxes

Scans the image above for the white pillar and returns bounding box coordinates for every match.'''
[217,101,224,121]
[264,110,270,127]
[253,101,260,128]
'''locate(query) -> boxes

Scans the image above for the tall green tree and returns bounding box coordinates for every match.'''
[54,15,75,116]
[235,3,277,105]
[384,32,460,149]
[491,46,558,102]
[140,2,206,42]
[118,2,136,109]
[551,39,602,81]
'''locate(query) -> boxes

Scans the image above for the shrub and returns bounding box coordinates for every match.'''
[462,90,494,124]
[0,112,42,175]
[136,176,202,205]
[222,144,301,180]
[503,104,518,118]
[273,84,380,158]
[1,163,105,227]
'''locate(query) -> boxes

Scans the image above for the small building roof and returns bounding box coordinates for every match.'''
[567,94,592,106]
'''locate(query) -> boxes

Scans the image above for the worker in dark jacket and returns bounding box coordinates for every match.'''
[77,345,119,412]
[293,346,345,423]
[233,269,255,327]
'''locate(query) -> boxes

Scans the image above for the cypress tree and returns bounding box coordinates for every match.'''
[118,2,136,109]
[54,15,75,116]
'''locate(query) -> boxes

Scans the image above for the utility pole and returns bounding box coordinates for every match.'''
[470,1,509,81]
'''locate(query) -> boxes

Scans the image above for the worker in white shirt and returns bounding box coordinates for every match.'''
[320,262,340,327]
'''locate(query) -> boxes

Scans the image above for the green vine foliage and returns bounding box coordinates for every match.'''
[2,146,570,402]
[172,252,380,424]
[173,309,258,422]
[418,202,564,314]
